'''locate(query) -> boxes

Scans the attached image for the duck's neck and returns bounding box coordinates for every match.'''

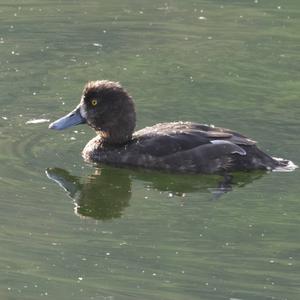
[99,110,136,145]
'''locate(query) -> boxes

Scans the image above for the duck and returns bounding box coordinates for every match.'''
[49,80,294,174]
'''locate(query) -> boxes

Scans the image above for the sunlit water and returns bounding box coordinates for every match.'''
[1,1,300,299]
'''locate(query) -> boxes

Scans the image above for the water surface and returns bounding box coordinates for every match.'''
[1,1,300,299]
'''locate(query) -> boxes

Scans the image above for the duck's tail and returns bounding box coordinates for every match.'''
[272,157,298,172]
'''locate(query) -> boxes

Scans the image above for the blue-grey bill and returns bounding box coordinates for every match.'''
[49,106,86,130]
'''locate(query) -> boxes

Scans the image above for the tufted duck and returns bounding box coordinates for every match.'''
[49,80,296,173]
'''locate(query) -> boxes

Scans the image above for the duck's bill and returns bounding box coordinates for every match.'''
[49,106,86,130]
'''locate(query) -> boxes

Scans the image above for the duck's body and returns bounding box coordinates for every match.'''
[82,121,281,173]
[49,80,294,174]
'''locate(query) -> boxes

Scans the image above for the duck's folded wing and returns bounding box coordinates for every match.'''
[133,128,255,158]
[134,140,247,173]
[133,132,211,157]
[204,130,256,146]
[166,122,257,145]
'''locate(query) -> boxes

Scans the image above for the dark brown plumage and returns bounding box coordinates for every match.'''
[49,80,295,173]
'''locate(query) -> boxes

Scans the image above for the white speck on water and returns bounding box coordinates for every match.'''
[269,260,275,264]
[152,273,157,276]
[26,119,50,124]
[106,252,110,256]
[277,6,281,10]
[101,231,112,234]
[2,116,8,120]
[168,193,173,198]
[70,137,76,141]
[198,16,206,20]
[93,43,102,47]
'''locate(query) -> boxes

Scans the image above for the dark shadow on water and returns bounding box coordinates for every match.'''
[46,167,132,220]
[45,166,266,221]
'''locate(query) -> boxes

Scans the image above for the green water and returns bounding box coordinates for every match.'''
[1,0,300,299]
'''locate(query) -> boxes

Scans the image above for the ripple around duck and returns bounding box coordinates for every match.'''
[0,118,60,183]
[0,114,93,187]
[272,157,298,172]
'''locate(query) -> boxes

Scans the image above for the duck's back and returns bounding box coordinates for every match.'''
[83,122,281,173]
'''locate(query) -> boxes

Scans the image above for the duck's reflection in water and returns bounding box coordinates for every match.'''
[46,167,265,220]
[46,167,131,220]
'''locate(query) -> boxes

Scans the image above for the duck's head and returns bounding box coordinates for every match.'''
[49,80,136,144]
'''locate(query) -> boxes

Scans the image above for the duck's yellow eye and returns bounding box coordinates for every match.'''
[91,99,97,106]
